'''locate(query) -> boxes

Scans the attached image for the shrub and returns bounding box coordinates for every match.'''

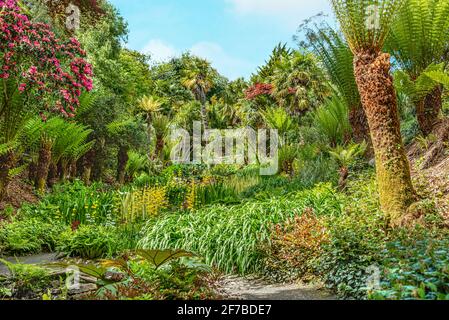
[264,208,329,282]
[0,218,65,255]
[139,184,342,274]
[318,209,387,299]
[316,172,387,299]
[27,181,116,225]
[57,225,121,259]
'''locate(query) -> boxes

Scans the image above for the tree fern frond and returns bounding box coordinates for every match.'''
[331,0,405,53]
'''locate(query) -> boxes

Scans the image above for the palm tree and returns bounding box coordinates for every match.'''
[385,0,449,135]
[331,0,416,226]
[138,95,164,125]
[260,107,295,144]
[255,43,293,81]
[181,57,215,129]
[270,51,329,116]
[151,114,171,160]
[306,26,372,150]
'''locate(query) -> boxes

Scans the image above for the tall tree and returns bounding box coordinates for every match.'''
[385,0,449,136]
[269,51,329,116]
[331,0,416,226]
[181,55,216,129]
[305,26,372,150]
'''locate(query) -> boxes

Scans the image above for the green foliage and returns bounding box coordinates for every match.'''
[305,25,360,110]
[386,0,449,78]
[126,151,149,181]
[393,64,445,103]
[331,0,405,53]
[319,209,387,299]
[134,249,195,270]
[269,51,329,114]
[139,184,342,274]
[0,260,52,298]
[371,235,449,300]
[28,181,116,225]
[314,96,351,147]
[317,171,387,299]
[57,225,122,259]
[328,142,367,168]
[260,107,295,138]
[0,218,64,255]
[23,116,95,167]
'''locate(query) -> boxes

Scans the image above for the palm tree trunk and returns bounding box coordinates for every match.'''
[0,151,15,201]
[354,51,416,226]
[155,134,165,160]
[199,89,209,129]
[35,139,52,193]
[349,105,373,157]
[416,86,442,136]
[117,146,129,185]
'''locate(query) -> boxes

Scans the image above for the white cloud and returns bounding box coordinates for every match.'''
[190,42,252,80]
[142,39,177,62]
[141,39,252,80]
[226,0,331,27]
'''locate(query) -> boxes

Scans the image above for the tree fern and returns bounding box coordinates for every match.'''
[331,0,405,53]
[306,25,360,109]
[394,63,446,102]
[314,96,351,147]
[385,0,449,77]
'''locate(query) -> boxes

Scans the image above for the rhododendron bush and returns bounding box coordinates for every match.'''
[0,0,93,117]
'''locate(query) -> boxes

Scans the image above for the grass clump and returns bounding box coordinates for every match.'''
[139,183,342,275]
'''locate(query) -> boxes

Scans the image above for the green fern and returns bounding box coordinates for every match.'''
[331,0,405,53]
[314,96,351,147]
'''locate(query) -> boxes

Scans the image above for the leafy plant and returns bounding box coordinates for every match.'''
[140,184,342,274]
[314,96,351,147]
[0,217,64,254]
[57,225,122,259]
[264,208,329,282]
[371,235,449,300]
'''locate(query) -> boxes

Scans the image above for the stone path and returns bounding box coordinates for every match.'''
[215,275,337,300]
[0,253,59,276]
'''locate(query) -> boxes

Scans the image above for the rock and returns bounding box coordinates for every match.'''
[68,283,98,296]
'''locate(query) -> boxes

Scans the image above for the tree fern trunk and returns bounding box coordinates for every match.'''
[69,159,77,180]
[416,86,442,136]
[60,160,69,181]
[0,151,15,201]
[82,149,95,185]
[47,162,58,188]
[117,146,129,185]
[35,139,52,193]
[354,51,416,226]
[349,105,373,157]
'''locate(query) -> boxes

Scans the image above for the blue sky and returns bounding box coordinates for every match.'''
[109,0,332,80]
